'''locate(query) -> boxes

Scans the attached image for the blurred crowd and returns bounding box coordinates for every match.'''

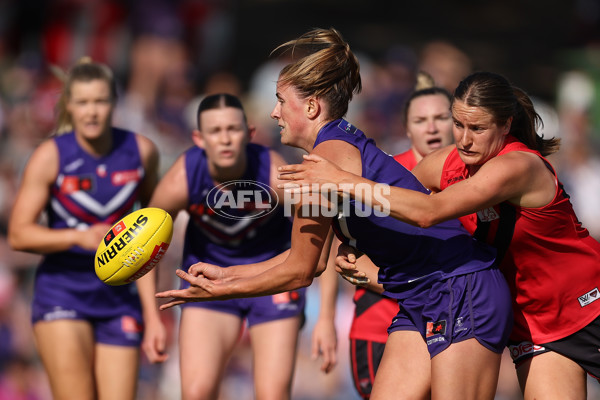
[1,1,600,399]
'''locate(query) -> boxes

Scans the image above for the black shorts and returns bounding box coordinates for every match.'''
[508,315,600,382]
[349,338,386,399]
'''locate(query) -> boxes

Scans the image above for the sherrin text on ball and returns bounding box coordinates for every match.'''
[95,207,173,285]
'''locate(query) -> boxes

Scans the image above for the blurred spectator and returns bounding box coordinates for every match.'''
[354,46,419,155]
[246,56,304,162]
[418,40,472,94]
[551,70,600,239]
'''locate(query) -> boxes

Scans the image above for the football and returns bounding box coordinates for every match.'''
[95,207,173,286]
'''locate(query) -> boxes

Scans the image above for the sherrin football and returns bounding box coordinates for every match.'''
[95,207,173,286]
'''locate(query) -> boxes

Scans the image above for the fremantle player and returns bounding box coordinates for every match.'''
[8,58,166,400]
[148,93,313,400]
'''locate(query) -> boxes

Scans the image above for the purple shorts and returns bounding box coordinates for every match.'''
[31,304,143,347]
[388,268,512,358]
[181,288,306,327]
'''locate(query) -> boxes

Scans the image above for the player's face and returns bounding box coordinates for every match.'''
[67,79,113,140]
[197,107,249,170]
[406,93,453,157]
[452,100,511,168]
[271,81,311,150]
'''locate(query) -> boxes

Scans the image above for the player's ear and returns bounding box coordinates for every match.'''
[502,117,513,136]
[192,129,204,149]
[306,97,320,119]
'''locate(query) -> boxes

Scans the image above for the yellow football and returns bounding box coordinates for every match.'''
[95,207,173,286]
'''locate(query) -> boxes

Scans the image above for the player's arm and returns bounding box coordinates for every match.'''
[199,227,332,283]
[8,140,109,253]
[147,153,189,218]
[157,199,332,307]
[411,145,453,192]
[219,139,360,288]
[268,148,292,203]
[156,140,362,306]
[192,148,332,281]
[135,133,160,206]
[312,234,341,374]
[279,150,546,228]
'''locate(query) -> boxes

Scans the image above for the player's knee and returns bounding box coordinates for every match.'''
[181,381,219,400]
[254,382,292,400]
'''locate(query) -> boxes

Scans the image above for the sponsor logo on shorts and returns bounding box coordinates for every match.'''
[508,341,546,361]
[272,291,301,310]
[426,320,447,345]
[426,320,446,338]
[358,377,371,392]
[121,315,143,333]
[43,307,77,321]
[454,316,468,334]
[578,287,600,307]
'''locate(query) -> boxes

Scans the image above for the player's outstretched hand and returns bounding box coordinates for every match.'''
[156,264,228,310]
[188,261,228,281]
[277,154,347,192]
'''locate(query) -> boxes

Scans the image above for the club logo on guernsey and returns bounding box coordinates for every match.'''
[206,180,277,220]
[578,287,600,307]
[96,214,148,267]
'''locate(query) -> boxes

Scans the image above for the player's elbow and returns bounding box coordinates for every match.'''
[415,212,438,229]
[408,204,445,228]
[292,268,316,288]
[7,228,27,252]
[297,273,315,288]
[314,258,327,277]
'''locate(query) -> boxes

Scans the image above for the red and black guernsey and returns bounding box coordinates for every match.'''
[441,135,600,343]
